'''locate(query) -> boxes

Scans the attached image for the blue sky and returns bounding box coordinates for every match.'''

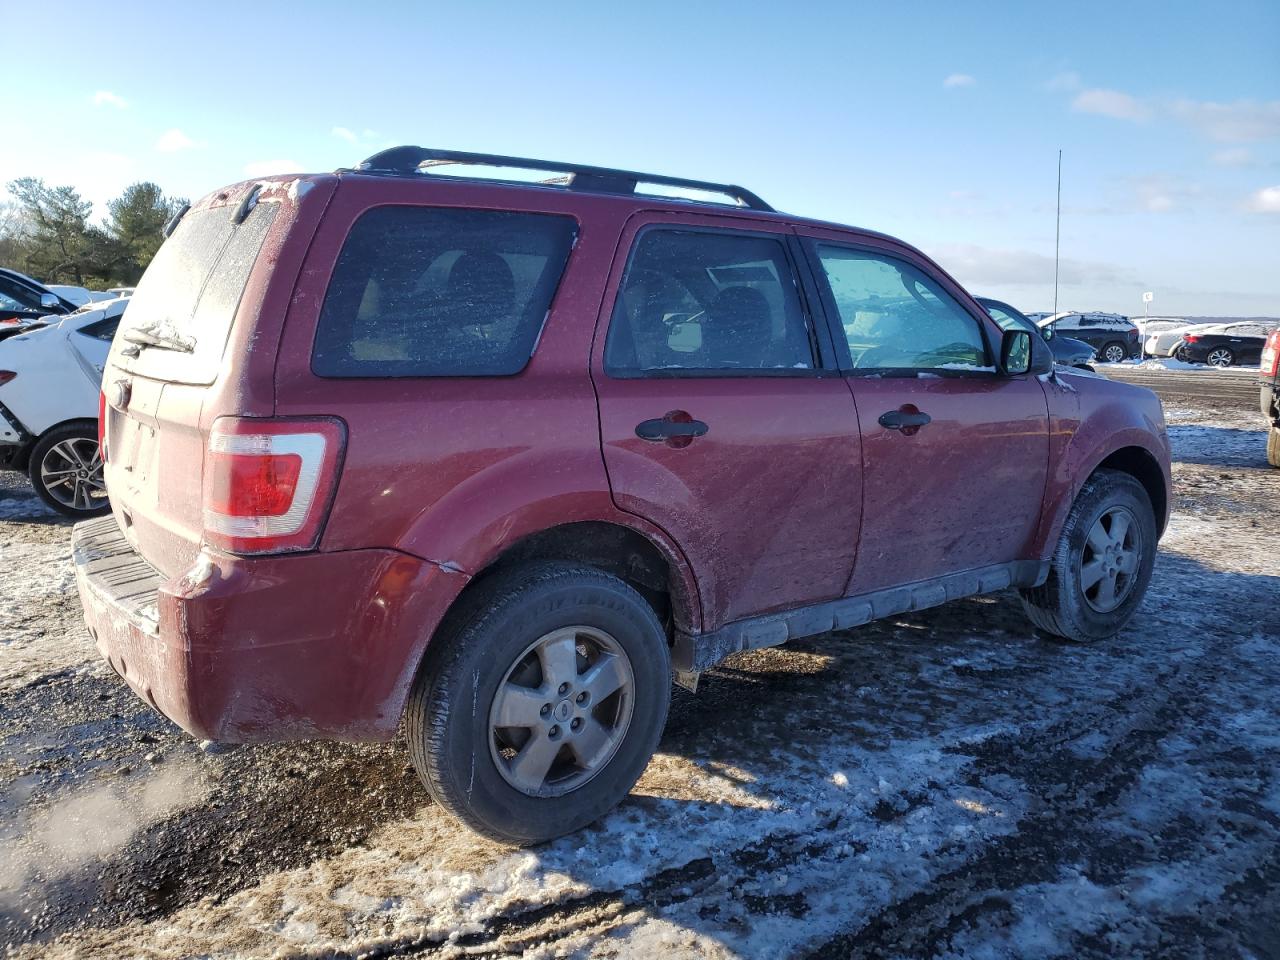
[3,0,1277,315]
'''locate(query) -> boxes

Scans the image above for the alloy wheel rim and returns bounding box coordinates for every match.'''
[1207,349,1231,367]
[40,438,106,512]
[1104,344,1126,363]
[1079,506,1142,613]
[488,625,635,798]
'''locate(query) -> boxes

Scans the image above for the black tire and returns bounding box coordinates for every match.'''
[1268,425,1280,468]
[27,422,110,518]
[1206,348,1234,368]
[405,562,671,845]
[1101,341,1127,364]
[1019,469,1157,642]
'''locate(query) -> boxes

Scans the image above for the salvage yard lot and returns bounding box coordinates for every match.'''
[1,377,1277,959]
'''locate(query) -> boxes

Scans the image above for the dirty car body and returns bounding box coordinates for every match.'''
[73,149,1172,842]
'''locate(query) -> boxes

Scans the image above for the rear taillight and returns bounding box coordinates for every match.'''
[202,417,346,555]
[1182,335,1200,344]
[0,371,16,386]
[1263,331,1280,378]
[97,390,108,462]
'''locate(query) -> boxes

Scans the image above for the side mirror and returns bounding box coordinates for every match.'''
[1041,324,1054,341]
[1000,329,1032,376]
[39,292,60,310]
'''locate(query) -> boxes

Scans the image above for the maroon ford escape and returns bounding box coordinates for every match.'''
[73,147,1172,844]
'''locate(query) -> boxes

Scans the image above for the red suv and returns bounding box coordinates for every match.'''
[73,148,1171,844]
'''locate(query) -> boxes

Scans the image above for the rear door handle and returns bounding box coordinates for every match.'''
[635,412,709,444]
[878,409,932,431]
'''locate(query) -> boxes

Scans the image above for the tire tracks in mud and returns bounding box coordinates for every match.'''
[804,632,1279,957]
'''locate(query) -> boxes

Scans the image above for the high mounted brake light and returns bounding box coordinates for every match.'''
[203,417,346,555]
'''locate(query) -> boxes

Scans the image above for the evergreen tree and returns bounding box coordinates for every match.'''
[106,182,187,284]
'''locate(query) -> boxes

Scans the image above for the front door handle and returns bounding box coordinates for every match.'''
[878,408,932,432]
[636,411,709,447]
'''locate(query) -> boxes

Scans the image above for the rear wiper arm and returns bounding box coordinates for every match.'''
[122,327,195,354]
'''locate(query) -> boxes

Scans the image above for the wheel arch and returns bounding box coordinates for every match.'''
[443,519,698,641]
[1092,445,1168,534]
[393,518,698,734]
[38,416,99,441]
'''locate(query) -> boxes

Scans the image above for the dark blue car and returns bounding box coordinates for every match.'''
[977,297,1095,369]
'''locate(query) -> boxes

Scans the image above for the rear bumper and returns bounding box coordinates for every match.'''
[72,516,467,743]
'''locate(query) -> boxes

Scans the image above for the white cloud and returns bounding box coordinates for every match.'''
[1071,88,1150,122]
[943,73,975,89]
[1211,147,1255,167]
[931,244,1133,288]
[1246,185,1280,213]
[91,90,127,109]
[331,126,357,143]
[1173,99,1280,143]
[243,159,305,177]
[155,128,197,152]
[1131,175,1199,213]
[1047,71,1081,92]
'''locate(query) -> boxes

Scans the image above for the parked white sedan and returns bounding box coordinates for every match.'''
[0,297,126,516]
[1145,322,1219,358]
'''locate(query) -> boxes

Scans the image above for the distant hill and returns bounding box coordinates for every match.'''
[1180,316,1280,325]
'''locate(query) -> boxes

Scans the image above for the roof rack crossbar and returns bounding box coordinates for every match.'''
[354,146,773,212]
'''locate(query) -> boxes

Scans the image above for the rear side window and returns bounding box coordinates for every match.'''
[312,207,577,378]
[604,229,815,376]
[79,317,120,341]
[116,201,277,384]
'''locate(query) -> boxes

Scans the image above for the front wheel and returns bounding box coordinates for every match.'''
[28,423,110,517]
[1101,342,1127,364]
[1019,469,1157,642]
[405,563,671,845]
[1206,347,1234,367]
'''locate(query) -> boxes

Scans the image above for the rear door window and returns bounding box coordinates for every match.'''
[604,229,815,376]
[115,200,277,384]
[311,207,577,378]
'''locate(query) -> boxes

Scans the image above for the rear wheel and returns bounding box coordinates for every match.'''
[1268,426,1280,468]
[405,562,670,845]
[28,423,109,517]
[1206,347,1234,367]
[1019,469,1156,642]
[1101,342,1127,364]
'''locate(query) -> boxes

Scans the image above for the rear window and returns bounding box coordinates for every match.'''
[311,206,577,378]
[116,200,277,384]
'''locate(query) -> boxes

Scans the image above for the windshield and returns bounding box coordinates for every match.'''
[115,199,277,383]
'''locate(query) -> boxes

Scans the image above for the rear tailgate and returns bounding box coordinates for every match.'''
[102,176,336,578]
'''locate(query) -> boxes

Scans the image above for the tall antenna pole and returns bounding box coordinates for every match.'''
[1054,149,1062,316]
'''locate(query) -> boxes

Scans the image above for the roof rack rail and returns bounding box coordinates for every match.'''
[352,146,774,212]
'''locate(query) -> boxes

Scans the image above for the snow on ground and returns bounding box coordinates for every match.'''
[0,482,95,694]
[1133,358,1258,374]
[1,403,1278,959]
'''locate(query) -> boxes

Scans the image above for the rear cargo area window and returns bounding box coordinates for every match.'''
[115,200,278,385]
[312,207,577,378]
